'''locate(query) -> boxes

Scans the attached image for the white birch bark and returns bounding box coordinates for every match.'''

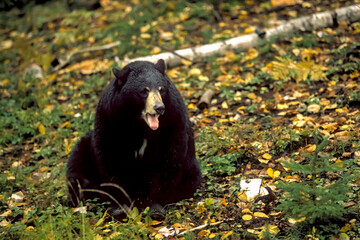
[118,4,360,68]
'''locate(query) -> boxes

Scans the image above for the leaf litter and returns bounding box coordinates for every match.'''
[0,0,360,239]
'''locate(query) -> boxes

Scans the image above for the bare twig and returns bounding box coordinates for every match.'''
[177,220,225,236]
[66,179,81,206]
[81,188,131,214]
[156,45,193,63]
[100,183,134,210]
[53,41,121,72]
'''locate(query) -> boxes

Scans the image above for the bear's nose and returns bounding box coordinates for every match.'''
[154,103,165,115]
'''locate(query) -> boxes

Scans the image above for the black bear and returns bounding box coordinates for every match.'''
[66,59,201,219]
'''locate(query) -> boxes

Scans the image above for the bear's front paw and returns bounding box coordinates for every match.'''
[109,204,130,221]
[150,203,166,221]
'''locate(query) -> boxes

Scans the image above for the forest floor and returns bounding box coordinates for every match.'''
[1,0,360,239]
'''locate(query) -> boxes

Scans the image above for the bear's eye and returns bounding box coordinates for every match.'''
[141,87,150,95]
[158,86,164,92]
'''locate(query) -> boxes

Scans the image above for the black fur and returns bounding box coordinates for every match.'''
[66,60,201,218]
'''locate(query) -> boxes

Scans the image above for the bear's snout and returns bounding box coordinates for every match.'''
[142,90,164,130]
[154,103,165,115]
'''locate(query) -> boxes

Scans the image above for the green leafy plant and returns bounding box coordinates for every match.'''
[201,153,240,177]
[276,132,354,236]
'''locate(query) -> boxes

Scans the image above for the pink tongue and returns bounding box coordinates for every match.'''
[147,114,159,130]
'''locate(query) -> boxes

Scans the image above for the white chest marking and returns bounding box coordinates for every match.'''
[135,139,147,159]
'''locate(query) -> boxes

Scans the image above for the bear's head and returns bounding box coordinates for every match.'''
[111,59,168,130]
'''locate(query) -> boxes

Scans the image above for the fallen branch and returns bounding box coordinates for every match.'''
[156,45,193,63]
[53,41,121,72]
[198,89,215,109]
[81,188,132,215]
[177,220,224,236]
[117,4,360,68]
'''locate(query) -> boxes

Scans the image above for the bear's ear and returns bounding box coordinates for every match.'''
[155,59,166,75]
[112,67,131,88]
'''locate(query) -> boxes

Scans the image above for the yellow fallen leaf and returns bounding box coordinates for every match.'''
[38,123,45,135]
[324,103,338,110]
[64,139,72,155]
[154,233,164,240]
[328,80,336,86]
[244,27,255,34]
[0,40,13,51]
[0,210,12,217]
[94,234,102,240]
[271,0,295,7]
[61,59,113,75]
[222,101,229,109]
[140,33,151,39]
[339,233,350,240]
[350,70,360,79]
[258,158,270,164]
[160,32,173,41]
[151,220,162,226]
[340,223,352,233]
[167,69,179,78]
[205,198,214,206]
[242,214,252,221]
[267,168,274,178]
[140,24,150,33]
[247,92,257,100]
[320,98,330,106]
[188,68,201,76]
[221,231,233,240]
[254,212,269,218]
[307,104,321,113]
[288,101,301,106]
[306,144,316,152]
[238,192,248,202]
[181,59,192,66]
[196,204,205,214]
[220,198,228,206]
[151,46,161,55]
[242,208,252,214]
[110,232,121,239]
[277,103,288,110]
[0,220,11,227]
[43,104,54,113]
[60,121,71,129]
[289,216,306,223]
[198,229,210,237]
[262,153,272,160]
[243,48,258,61]
[237,106,246,114]
[292,48,300,56]
[336,160,344,168]
[260,225,280,235]
[172,223,182,228]
[322,122,338,132]
[188,103,196,109]
[6,171,15,180]
[336,107,348,113]
[209,233,217,238]
[340,125,350,130]
[0,78,9,86]
[26,226,35,230]
[198,75,209,82]
[273,170,281,178]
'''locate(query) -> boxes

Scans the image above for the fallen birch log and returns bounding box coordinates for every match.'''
[198,89,215,109]
[117,4,360,68]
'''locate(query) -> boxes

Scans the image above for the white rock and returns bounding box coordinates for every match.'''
[10,191,25,203]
